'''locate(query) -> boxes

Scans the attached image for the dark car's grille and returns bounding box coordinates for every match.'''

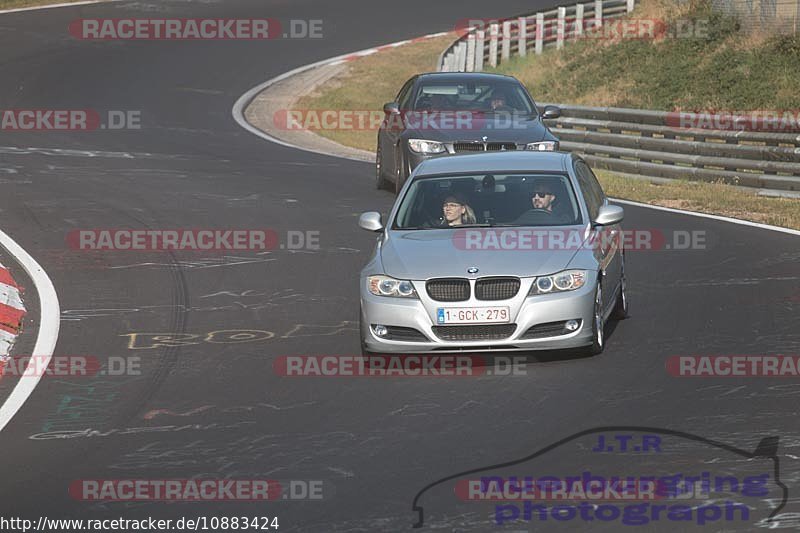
[475,277,521,300]
[381,326,429,342]
[520,320,582,339]
[452,142,517,153]
[432,324,517,341]
[426,278,470,302]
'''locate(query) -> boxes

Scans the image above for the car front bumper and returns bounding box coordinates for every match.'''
[360,277,596,353]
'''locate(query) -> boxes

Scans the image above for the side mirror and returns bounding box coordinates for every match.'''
[383,102,401,115]
[594,205,624,226]
[541,105,561,120]
[358,211,384,232]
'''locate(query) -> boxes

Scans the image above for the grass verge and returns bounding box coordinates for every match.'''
[0,0,93,9]
[292,4,800,230]
[489,0,800,110]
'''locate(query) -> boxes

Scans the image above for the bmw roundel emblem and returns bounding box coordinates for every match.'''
[467,267,479,274]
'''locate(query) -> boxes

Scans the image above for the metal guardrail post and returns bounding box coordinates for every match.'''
[535,13,544,55]
[557,7,566,49]
[466,33,476,72]
[575,4,585,36]
[518,17,527,56]
[455,41,466,71]
[489,23,499,67]
[475,30,485,71]
[502,20,511,62]
[595,0,603,27]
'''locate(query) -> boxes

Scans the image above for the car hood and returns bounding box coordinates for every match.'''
[404,114,554,144]
[381,227,588,280]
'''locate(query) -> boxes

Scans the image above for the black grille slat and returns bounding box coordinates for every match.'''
[452,142,516,153]
[520,320,580,339]
[453,142,483,152]
[384,326,428,342]
[432,324,517,341]
[475,277,520,300]
[486,142,517,151]
[427,278,470,302]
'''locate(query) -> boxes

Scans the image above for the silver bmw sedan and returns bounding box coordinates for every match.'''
[358,151,628,356]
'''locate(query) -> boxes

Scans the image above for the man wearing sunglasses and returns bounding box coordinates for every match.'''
[531,182,556,213]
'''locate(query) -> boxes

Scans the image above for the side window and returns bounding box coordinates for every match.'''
[396,79,415,110]
[575,162,603,221]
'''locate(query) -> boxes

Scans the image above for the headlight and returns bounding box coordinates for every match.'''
[367,275,418,298]
[528,270,586,295]
[408,139,447,154]
[525,141,558,151]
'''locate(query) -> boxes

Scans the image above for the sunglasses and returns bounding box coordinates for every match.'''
[443,202,462,208]
[533,191,552,198]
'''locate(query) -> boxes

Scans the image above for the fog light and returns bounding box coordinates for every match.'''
[565,320,580,332]
[373,325,388,337]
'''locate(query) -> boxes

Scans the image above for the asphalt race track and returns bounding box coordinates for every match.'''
[0,0,799,531]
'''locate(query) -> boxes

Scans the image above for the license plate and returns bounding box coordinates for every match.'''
[436,307,510,324]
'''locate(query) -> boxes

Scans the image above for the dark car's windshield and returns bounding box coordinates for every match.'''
[409,80,535,114]
[393,173,583,229]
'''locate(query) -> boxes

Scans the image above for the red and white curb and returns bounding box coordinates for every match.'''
[0,228,59,434]
[0,262,26,373]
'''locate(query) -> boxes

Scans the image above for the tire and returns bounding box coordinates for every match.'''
[375,143,390,190]
[611,253,629,320]
[583,282,605,356]
[394,148,408,195]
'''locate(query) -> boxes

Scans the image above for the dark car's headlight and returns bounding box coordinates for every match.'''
[525,141,558,151]
[367,275,418,298]
[528,270,587,295]
[408,139,446,154]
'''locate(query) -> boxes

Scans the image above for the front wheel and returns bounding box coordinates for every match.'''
[394,148,408,195]
[611,256,629,320]
[375,143,390,190]
[583,282,605,356]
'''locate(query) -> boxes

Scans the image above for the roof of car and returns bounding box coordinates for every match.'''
[414,152,572,176]
[415,72,521,83]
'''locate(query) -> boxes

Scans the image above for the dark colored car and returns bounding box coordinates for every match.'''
[376,72,561,193]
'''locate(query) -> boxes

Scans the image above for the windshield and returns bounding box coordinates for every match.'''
[393,173,583,229]
[409,80,535,114]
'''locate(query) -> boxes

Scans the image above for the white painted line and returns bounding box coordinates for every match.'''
[233,34,800,237]
[0,0,121,15]
[611,198,800,237]
[0,229,60,433]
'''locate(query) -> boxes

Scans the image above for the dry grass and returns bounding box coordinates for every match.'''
[597,171,800,230]
[0,0,90,9]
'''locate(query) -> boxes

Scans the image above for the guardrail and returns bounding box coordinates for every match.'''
[439,0,634,71]
[438,4,800,192]
[540,104,800,191]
